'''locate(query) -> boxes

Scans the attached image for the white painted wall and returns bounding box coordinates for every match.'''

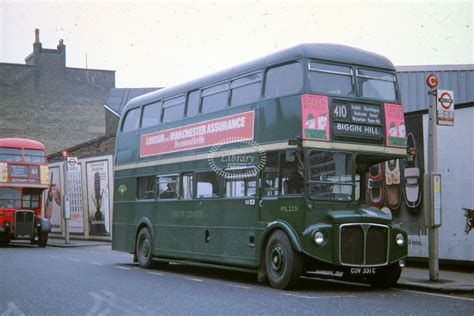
[410,107,474,261]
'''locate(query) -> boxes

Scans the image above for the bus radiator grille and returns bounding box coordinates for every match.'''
[340,224,388,266]
[14,210,35,240]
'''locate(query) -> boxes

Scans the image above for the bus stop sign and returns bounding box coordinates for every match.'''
[436,89,454,126]
[67,157,78,171]
[426,74,438,89]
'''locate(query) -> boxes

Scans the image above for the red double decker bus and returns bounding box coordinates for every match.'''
[0,138,51,247]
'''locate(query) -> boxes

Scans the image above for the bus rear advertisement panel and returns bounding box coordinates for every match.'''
[113,43,408,290]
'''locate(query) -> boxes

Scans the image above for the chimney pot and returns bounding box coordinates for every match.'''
[35,29,40,43]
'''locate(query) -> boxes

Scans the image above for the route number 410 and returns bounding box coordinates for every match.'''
[333,104,348,119]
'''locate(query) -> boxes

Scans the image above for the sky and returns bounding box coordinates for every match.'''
[0,0,472,88]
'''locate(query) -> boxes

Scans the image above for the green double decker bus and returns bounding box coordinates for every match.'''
[112,43,408,289]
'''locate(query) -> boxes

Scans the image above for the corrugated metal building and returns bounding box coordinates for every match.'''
[393,64,474,263]
[396,64,474,112]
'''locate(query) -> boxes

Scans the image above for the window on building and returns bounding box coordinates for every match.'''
[162,96,185,123]
[196,171,222,198]
[136,176,156,200]
[201,82,228,114]
[181,173,193,199]
[230,73,262,106]
[309,62,353,96]
[186,90,201,117]
[122,108,141,132]
[142,102,161,128]
[158,175,178,199]
[264,62,303,98]
[263,152,279,196]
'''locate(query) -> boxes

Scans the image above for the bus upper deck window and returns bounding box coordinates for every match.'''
[186,90,200,117]
[357,69,397,101]
[201,83,229,114]
[230,73,262,106]
[0,147,22,162]
[122,108,141,132]
[308,62,353,96]
[24,149,46,163]
[142,102,161,128]
[264,62,303,98]
[162,97,185,123]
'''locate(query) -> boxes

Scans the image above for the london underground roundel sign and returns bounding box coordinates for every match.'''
[426,74,438,89]
[436,89,455,126]
[439,91,453,110]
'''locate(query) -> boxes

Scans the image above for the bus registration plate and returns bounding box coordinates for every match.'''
[350,267,377,275]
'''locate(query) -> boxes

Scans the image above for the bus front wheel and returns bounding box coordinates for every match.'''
[265,230,302,290]
[136,227,153,269]
[38,231,48,248]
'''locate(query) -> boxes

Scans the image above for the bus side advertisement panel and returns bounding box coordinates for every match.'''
[140,111,255,157]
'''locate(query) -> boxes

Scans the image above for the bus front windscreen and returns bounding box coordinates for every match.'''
[308,151,354,201]
[357,69,397,101]
[308,62,353,96]
[0,188,21,208]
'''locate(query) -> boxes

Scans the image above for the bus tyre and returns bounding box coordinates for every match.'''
[136,227,153,269]
[368,263,402,289]
[38,231,48,248]
[265,230,302,290]
[0,238,10,247]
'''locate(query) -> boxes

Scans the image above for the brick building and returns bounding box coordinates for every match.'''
[0,29,115,154]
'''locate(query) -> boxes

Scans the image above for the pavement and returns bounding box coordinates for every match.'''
[397,265,474,293]
[10,237,474,293]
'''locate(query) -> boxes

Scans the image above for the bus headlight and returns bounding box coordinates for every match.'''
[396,233,405,247]
[313,231,326,246]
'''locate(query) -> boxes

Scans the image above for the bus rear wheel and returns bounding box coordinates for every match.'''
[136,227,153,269]
[265,230,302,290]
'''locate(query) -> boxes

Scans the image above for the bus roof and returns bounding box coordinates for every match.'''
[0,138,45,150]
[123,43,395,112]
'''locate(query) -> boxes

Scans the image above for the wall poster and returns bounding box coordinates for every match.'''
[67,163,84,234]
[86,160,110,236]
[44,165,62,233]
